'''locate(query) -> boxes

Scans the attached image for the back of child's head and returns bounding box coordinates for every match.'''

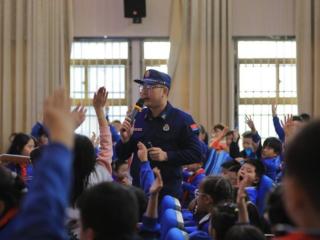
[300,113,311,122]
[221,161,241,187]
[210,203,238,240]
[72,134,96,206]
[126,185,148,221]
[242,131,254,139]
[213,124,225,132]
[292,115,303,122]
[285,120,320,214]
[224,224,266,240]
[245,159,266,181]
[262,137,282,155]
[0,167,26,212]
[265,185,294,228]
[111,119,121,125]
[7,133,36,155]
[77,182,138,240]
[221,161,241,173]
[225,130,234,137]
[201,176,233,205]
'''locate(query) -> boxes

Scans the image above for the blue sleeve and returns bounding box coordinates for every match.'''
[10,143,73,240]
[273,116,285,142]
[230,141,241,159]
[182,174,204,193]
[166,117,202,166]
[182,182,196,192]
[110,125,120,143]
[140,161,154,195]
[139,215,160,234]
[252,131,261,144]
[182,170,192,181]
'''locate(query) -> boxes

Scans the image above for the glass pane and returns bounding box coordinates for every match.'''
[70,66,85,98]
[88,65,126,99]
[144,41,170,59]
[71,41,128,59]
[239,64,276,98]
[279,64,297,97]
[238,41,296,59]
[108,106,128,122]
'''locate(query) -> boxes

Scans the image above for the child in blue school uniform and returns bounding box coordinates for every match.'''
[237,159,274,215]
[229,116,262,163]
[261,137,282,182]
[182,162,206,207]
[191,176,233,235]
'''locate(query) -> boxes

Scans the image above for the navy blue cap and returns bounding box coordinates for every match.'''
[134,69,171,89]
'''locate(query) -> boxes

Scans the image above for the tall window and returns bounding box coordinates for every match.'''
[236,40,297,139]
[70,40,129,136]
[143,40,170,73]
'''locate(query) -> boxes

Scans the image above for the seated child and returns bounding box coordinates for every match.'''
[193,176,233,234]
[182,162,206,207]
[230,116,262,162]
[261,137,282,182]
[237,159,274,215]
[6,133,37,185]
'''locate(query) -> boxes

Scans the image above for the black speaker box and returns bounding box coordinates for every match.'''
[124,0,146,18]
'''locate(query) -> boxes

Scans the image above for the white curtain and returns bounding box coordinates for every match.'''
[296,0,320,117]
[168,0,234,132]
[0,0,73,152]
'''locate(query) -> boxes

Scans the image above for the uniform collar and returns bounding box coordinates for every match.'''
[144,102,173,120]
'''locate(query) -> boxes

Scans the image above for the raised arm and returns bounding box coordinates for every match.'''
[272,104,285,142]
[93,87,113,174]
[11,89,75,240]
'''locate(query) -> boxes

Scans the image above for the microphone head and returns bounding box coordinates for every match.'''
[136,98,144,108]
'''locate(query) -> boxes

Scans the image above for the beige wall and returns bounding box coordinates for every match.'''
[232,0,295,36]
[74,0,295,38]
[73,0,171,37]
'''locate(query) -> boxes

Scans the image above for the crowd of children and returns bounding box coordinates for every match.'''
[1,85,320,240]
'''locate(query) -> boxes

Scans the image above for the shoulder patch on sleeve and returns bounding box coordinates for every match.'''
[190,123,199,132]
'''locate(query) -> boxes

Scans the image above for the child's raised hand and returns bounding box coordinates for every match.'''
[149,168,163,195]
[222,126,229,137]
[71,104,87,130]
[237,175,250,223]
[281,114,296,140]
[245,115,256,132]
[43,89,74,148]
[137,142,148,162]
[93,87,108,110]
[281,114,293,133]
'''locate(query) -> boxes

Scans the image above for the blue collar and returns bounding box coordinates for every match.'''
[145,102,173,120]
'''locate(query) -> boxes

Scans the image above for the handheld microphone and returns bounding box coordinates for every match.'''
[125,98,145,124]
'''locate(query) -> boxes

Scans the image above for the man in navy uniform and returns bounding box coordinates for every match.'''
[116,69,202,198]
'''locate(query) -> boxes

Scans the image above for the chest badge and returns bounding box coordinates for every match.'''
[163,123,170,132]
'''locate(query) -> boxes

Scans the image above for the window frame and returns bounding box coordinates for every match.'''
[69,38,131,107]
[234,37,297,133]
